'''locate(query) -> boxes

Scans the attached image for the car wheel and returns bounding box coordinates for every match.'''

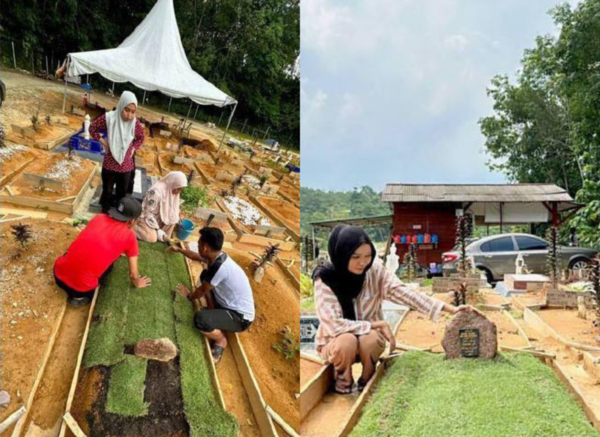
[569,258,590,272]
[477,266,494,285]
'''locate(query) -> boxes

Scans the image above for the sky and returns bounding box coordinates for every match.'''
[301,0,580,191]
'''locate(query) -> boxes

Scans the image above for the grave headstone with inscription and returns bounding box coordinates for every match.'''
[442,311,497,359]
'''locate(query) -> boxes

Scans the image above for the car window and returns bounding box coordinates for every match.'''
[480,236,515,252]
[516,236,547,251]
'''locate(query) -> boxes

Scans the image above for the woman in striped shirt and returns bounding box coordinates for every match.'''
[89,91,144,213]
[313,225,476,394]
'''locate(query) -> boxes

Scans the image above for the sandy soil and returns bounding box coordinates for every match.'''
[256,196,300,234]
[1,219,77,423]
[539,309,600,347]
[228,248,300,431]
[0,145,41,186]
[300,359,324,388]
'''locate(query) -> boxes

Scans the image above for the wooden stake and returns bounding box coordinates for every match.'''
[63,413,88,437]
[0,407,26,434]
[300,364,333,421]
[266,405,299,437]
[300,352,326,366]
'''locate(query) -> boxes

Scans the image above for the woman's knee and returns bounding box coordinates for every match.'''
[358,329,386,358]
[329,334,359,361]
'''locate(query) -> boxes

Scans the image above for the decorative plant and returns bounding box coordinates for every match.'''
[402,243,418,281]
[31,112,40,132]
[230,174,244,194]
[456,215,472,275]
[589,257,600,329]
[546,226,560,290]
[0,123,5,148]
[11,223,33,249]
[45,115,52,126]
[220,189,231,198]
[259,175,269,188]
[187,169,195,183]
[252,243,281,271]
[451,283,468,307]
[273,326,300,360]
[214,156,221,166]
[180,186,212,213]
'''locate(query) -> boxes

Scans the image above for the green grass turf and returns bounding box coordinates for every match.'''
[83,256,131,367]
[167,250,239,437]
[350,351,598,437]
[105,355,149,417]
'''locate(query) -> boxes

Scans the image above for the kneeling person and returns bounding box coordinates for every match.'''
[54,197,152,307]
[169,227,255,363]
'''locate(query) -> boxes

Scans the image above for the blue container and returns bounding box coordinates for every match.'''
[417,234,424,244]
[68,130,105,155]
[177,219,195,240]
[431,234,439,244]
[400,235,407,244]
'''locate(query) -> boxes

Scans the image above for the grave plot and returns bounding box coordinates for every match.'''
[7,116,76,150]
[350,352,598,437]
[158,151,196,176]
[195,161,246,190]
[227,248,300,432]
[277,179,300,206]
[0,151,97,214]
[135,148,160,177]
[0,219,78,435]
[182,145,215,162]
[252,195,300,236]
[181,205,236,241]
[0,145,41,187]
[67,242,238,437]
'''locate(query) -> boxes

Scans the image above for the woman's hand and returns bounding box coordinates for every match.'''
[99,137,109,150]
[445,303,484,316]
[371,320,396,352]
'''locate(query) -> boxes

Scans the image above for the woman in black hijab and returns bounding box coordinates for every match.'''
[313,225,474,394]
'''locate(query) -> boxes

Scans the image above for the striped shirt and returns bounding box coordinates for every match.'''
[89,114,144,173]
[314,258,444,349]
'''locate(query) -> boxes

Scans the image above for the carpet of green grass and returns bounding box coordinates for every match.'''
[351,352,598,437]
[83,256,131,367]
[81,243,237,434]
[106,355,149,417]
[167,251,239,437]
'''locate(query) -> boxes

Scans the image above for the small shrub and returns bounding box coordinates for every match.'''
[11,223,33,249]
[31,113,40,132]
[45,115,52,126]
[273,326,299,360]
[180,186,213,213]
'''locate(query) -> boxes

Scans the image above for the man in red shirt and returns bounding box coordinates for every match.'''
[54,197,151,307]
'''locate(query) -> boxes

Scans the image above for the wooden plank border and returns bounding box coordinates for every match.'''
[300,363,334,421]
[501,309,533,349]
[0,156,37,187]
[276,258,300,296]
[10,300,68,437]
[248,195,300,243]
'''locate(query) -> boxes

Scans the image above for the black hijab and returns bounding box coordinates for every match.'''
[313,225,376,320]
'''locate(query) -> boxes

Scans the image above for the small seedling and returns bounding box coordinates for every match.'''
[11,223,33,249]
[273,326,299,360]
[455,215,472,275]
[214,156,221,166]
[546,227,560,290]
[402,243,418,281]
[451,283,467,307]
[45,115,52,126]
[259,175,269,188]
[0,123,5,148]
[31,112,40,132]
[252,243,281,271]
[220,189,230,198]
[589,258,600,330]
[187,169,195,183]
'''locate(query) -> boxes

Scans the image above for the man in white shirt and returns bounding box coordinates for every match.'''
[169,227,255,364]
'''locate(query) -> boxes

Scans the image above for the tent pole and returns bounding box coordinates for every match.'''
[62,58,69,114]
[111,82,115,95]
[194,104,199,119]
[186,100,192,119]
[217,102,238,153]
[168,97,172,112]
[142,90,146,106]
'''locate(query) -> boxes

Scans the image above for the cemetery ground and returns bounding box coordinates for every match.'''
[299,271,600,436]
[1,70,301,436]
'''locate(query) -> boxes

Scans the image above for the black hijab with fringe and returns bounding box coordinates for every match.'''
[313,225,376,320]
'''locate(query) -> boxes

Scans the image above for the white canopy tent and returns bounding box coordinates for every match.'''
[62,0,237,142]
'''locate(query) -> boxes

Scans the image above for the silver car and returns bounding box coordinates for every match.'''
[442,233,597,283]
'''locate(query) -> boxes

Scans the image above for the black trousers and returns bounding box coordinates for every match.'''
[100,168,132,213]
[194,300,252,333]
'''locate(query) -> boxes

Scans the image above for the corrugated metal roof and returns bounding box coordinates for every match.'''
[381,184,574,203]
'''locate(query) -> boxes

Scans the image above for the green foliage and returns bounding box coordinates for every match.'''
[272,326,300,360]
[106,356,149,417]
[181,186,214,212]
[480,0,600,249]
[589,257,600,328]
[300,273,313,298]
[2,0,299,148]
[30,112,40,132]
[351,352,598,437]
[300,186,391,237]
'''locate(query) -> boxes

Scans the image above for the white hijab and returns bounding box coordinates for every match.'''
[105,91,138,165]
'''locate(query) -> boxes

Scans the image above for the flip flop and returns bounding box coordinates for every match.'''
[334,379,353,395]
[211,345,225,365]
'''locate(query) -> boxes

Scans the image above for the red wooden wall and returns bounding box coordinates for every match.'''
[392,202,460,268]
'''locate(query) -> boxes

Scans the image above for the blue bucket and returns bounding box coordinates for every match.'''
[177,219,195,240]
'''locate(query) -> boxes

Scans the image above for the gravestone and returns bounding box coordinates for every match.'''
[442,311,497,359]
[173,155,195,166]
[255,224,286,238]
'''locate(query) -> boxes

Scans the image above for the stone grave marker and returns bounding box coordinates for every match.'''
[22,173,64,191]
[173,155,195,166]
[442,311,497,359]
[193,207,228,225]
[254,224,286,238]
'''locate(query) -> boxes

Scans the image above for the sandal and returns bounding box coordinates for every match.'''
[334,378,353,395]
[356,377,368,393]
[211,345,225,365]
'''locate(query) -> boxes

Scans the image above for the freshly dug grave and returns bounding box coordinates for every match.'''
[0,219,77,424]
[182,146,214,161]
[351,352,598,437]
[538,308,600,347]
[0,145,41,186]
[158,152,195,176]
[135,148,161,177]
[9,152,95,199]
[5,122,73,148]
[228,249,300,431]
[277,180,300,204]
[73,243,237,437]
[255,196,300,234]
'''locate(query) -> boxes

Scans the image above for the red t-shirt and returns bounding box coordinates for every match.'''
[54,214,139,292]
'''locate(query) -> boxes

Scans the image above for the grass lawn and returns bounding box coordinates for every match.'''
[81,242,238,435]
[351,352,598,437]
